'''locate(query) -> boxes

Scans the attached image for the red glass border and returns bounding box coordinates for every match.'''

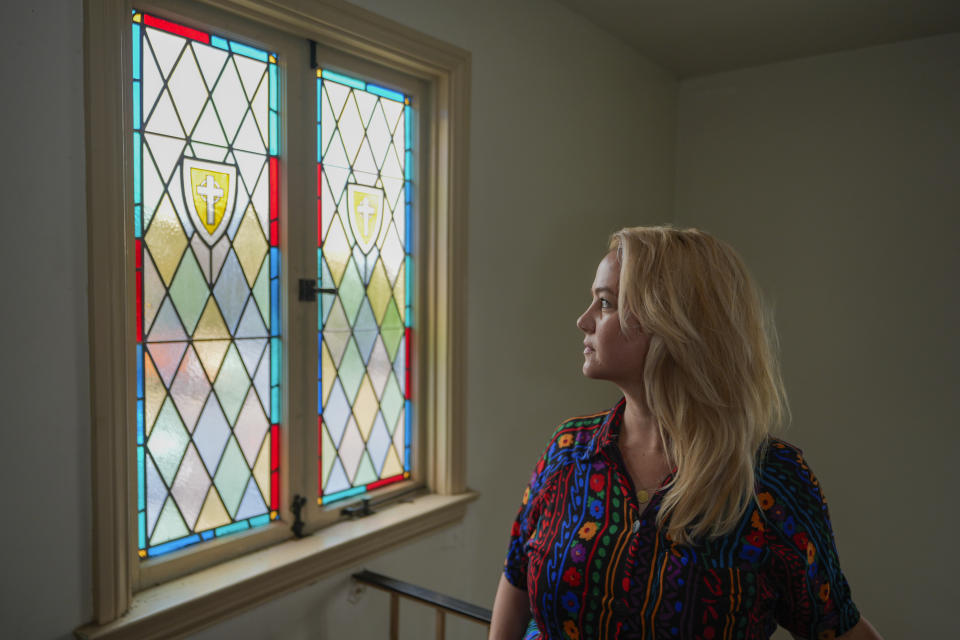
[143,14,211,45]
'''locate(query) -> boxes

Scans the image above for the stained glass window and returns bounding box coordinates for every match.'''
[317,69,413,505]
[133,11,280,558]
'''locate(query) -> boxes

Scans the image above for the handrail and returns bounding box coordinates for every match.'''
[352,569,492,639]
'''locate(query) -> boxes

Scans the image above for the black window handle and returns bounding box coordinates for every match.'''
[298,278,337,302]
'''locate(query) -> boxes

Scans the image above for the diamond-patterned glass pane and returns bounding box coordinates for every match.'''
[134,12,280,558]
[318,69,412,502]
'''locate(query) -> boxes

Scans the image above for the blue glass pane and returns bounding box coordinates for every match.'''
[269,64,277,111]
[136,344,144,397]
[271,386,279,423]
[229,41,268,62]
[133,81,141,129]
[137,399,144,445]
[133,132,141,204]
[367,83,404,103]
[325,485,365,504]
[147,534,201,557]
[137,447,145,510]
[132,24,141,80]
[270,337,281,386]
[250,513,271,527]
[269,111,278,155]
[323,70,364,90]
[215,521,249,536]
[210,35,229,51]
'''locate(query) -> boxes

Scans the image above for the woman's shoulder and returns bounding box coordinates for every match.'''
[531,409,610,476]
[756,437,830,521]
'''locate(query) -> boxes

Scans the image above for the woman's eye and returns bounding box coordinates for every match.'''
[599,298,611,309]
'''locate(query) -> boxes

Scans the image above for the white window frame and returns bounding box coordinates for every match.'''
[80,0,471,636]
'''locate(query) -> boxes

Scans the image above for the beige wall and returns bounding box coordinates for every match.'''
[5,0,955,637]
[675,34,960,638]
[0,0,675,638]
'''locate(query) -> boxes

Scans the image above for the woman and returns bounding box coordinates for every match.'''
[490,227,881,639]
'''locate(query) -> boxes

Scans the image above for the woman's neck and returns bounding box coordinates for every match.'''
[619,390,664,454]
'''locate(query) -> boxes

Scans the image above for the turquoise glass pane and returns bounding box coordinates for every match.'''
[230,41,267,62]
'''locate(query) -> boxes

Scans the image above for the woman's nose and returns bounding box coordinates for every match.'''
[576,308,592,332]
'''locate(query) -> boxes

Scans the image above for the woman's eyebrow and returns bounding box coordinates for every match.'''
[592,286,616,296]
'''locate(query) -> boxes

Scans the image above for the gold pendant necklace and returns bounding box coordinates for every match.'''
[637,488,651,503]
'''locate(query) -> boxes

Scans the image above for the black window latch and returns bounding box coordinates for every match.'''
[298,278,337,302]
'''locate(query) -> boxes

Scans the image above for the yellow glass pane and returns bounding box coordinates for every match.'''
[233,204,268,287]
[392,260,405,315]
[366,259,391,325]
[144,354,165,438]
[381,445,403,477]
[144,194,188,286]
[352,375,378,440]
[195,485,230,532]
[194,339,231,384]
[324,214,350,286]
[194,298,229,339]
[321,340,335,404]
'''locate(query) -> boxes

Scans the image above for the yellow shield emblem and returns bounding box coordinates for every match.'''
[346,184,385,254]
[182,158,238,246]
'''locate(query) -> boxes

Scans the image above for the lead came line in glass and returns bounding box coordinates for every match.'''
[317,68,413,505]
[133,10,280,559]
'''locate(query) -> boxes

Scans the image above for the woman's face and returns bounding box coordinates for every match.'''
[576,251,650,392]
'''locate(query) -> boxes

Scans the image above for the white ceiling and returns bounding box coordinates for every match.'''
[554,0,960,78]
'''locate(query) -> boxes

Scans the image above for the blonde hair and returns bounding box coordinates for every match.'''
[609,226,788,544]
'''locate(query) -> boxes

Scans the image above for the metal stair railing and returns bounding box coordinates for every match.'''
[352,569,492,639]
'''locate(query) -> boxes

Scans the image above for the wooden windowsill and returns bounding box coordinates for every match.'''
[76,491,478,640]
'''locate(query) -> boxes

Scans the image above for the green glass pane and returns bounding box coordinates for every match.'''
[213,437,251,517]
[380,373,403,429]
[353,299,378,364]
[149,297,188,342]
[366,259,392,325]
[353,451,377,486]
[338,338,364,403]
[338,258,364,324]
[323,297,350,365]
[213,344,250,425]
[170,444,209,529]
[169,249,209,335]
[381,299,403,360]
[148,397,190,486]
[151,496,189,545]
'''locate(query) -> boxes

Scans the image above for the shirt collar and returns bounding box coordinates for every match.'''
[581,397,626,460]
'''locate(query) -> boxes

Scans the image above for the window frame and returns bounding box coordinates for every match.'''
[82,0,471,632]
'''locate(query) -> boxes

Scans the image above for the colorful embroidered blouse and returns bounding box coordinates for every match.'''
[504,399,860,640]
